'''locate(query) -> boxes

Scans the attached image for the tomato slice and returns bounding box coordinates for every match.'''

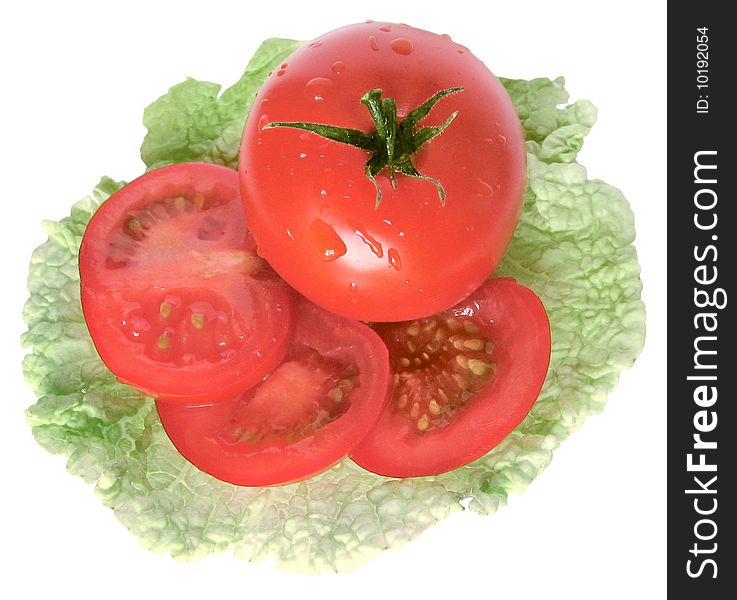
[155,296,391,486]
[79,162,293,401]
[350,278,551,478]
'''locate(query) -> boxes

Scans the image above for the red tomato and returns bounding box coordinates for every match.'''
[79,163,293,401]
[239,21,526,322]
[156,296,391,486]
[350,278,550,477]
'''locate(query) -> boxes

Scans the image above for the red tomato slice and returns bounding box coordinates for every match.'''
[156,296,391,486]
[239,22,526,322]
[79,162,293,401]
[350,278,551,478]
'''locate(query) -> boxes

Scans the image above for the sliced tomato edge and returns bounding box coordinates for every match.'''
[79,162,293,402]
[349,278,552,478]
[155,298,392,487]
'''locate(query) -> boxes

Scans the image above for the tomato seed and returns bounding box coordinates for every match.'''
[417,414,430,431]
[423,320,437,332]
[446,317,461,331]
[463,338,484,351]
[406,322,420,336]
[468,359,491,376]
[463,321,480,334]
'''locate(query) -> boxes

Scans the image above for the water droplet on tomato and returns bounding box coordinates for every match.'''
[354,228,383,258]
[388,248,402,271]
[349,282,358,292]
[495,134,507,145]
[331,61,346,74]
[390,38,413,55]
[281,63,288,69]
[369,35,380,51]
[258,114,271,131]
[276,69,286,77]
[305,77,333,102]
[309,41,323,48]
[477,178,495,197]
[310,219,347,262]
[379,25,392,32]
[126,315,150,339]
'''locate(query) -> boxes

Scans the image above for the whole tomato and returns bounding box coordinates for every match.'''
[239,21,526,322]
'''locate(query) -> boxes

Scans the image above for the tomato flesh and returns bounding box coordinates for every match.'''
[350,278,551,478]
[156,296,391,486]
[239,21,526,322]
[80,163,293,401]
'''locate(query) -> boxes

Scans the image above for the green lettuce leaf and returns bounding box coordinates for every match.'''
[141,38,303,170]
[22,43,645,573]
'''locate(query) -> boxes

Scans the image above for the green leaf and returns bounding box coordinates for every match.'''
[22,54,644,572]
[140,38,303,170]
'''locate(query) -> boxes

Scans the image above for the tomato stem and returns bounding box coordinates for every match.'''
[266,87,463,207]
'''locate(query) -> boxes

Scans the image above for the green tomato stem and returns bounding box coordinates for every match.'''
[265,86,463,207]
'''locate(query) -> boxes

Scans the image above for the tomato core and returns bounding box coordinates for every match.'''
[218,349,358,446]
[375,316,496,433]
[116,287,250,367]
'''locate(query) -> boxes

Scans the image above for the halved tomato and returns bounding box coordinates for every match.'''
[156,296,391,486]
[79,162,293,401]
[350,278,551,477]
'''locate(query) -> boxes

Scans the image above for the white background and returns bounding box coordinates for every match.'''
[1,1,666,598]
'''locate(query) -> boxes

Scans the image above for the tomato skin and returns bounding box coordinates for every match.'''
[350,278,551,478]
[156,296,391,487]
[239,22,526,322]
[79,163,293,401]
